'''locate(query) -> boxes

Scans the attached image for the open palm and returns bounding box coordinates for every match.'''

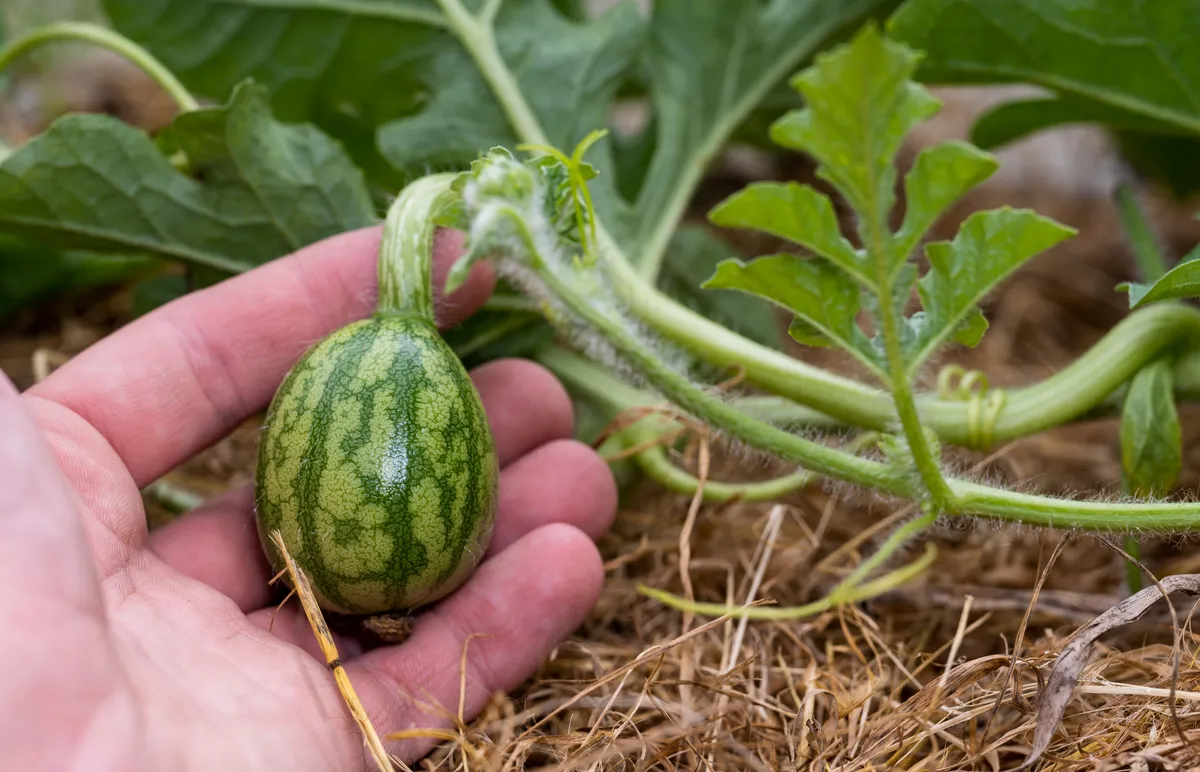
[0,228,617,771]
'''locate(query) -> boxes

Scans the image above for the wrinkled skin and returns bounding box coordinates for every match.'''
[0,228,618,771]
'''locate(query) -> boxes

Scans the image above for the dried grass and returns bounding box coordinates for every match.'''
[10,71,1200,770]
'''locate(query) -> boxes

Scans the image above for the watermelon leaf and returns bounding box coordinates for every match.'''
[100,0,892,278]
[0,79,375,275]
[889,0,1200,139]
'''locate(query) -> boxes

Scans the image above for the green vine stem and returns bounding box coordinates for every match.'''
[376,173,459,319]
[0,22,199,113]
[535,344,854,503]
[601,241,1200,449]
[865,179,954,509]
[434,0,550,147]
[425,0,1200,462]
[632,443,816,503]
[536,344,848,431]
[826,512,937,605]
[638,542,937,621]
[631,431,881,504]
[491,212,1200,531]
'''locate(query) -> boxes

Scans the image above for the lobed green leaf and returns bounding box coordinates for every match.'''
[891,140,998,271]
[703,254,884,380]
[768,23,940,221]
[911,207,1075,369]
[708,181,868,287]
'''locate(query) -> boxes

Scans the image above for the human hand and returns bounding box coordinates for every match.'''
[1,228,617,770]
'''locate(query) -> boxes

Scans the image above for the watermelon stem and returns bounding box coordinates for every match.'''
[377,173,461,322]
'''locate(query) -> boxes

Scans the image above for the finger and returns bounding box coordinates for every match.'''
[487,440,617,554]
[146,484,269,611]
[349,524,603,763]
[0,374,103,615]
[149,357,577,610]
[28,227,495,488]
[469,359,575,466]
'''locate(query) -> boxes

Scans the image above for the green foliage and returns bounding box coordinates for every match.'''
[889,0,1200,197]
[0,235,154,318]
[889,0,1200,140]
[709,181,866,286]
[704,254,879,376]
[911,207,1075,369]
[1120,359,1182,498]
[0,80,374,274]
[968,96,1186,152]
[703,25,1074,385]
[99,0,889,275]
[4,2,1200,546]
[1121,246,1200,308]
[893,141,998,265]
[767,28,940,225]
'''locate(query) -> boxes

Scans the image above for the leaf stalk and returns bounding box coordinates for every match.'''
[435,0,550,147]
[0,22,199,113]
[868,205,956,510]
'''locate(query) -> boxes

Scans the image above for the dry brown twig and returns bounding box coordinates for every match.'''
[266,530,399,772]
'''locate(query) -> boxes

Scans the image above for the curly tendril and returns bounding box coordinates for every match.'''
[936,365,1007,451]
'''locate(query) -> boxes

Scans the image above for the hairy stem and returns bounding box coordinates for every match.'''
[633,443,815,503]
[1123,535,1144,593]
[534,344,848,430]
[602,245,1200,446]
[0,22,199,113]
[523,233,907,493]
[516,222,1200,530]
[634,430,880,503]
[868,204,954,509]
[376,173,459,320]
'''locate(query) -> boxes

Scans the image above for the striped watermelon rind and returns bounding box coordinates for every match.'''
[254,314,499,615]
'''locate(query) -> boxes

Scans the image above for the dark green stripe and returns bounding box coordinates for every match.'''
[293,324,376,611]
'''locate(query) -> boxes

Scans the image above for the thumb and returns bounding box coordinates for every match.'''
[0,373,102,614]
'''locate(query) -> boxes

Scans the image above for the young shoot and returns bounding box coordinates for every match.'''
[702,23,1075,514]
